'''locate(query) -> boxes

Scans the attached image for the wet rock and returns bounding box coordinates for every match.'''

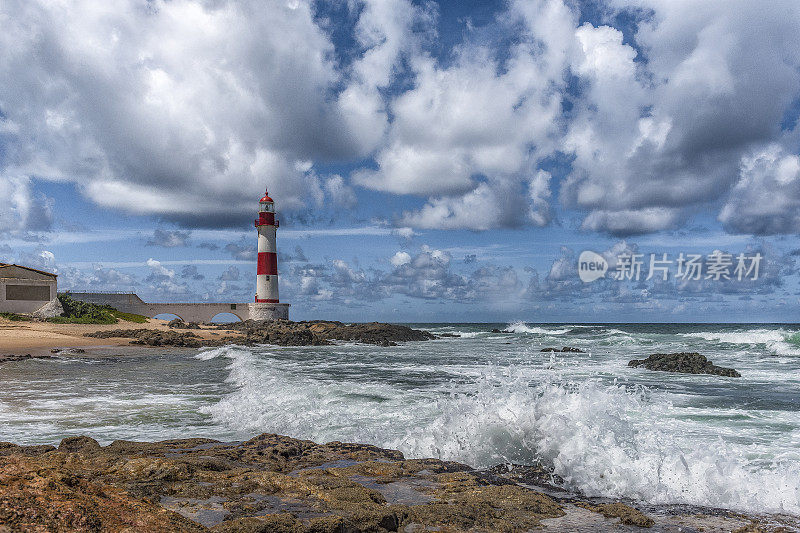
[59,436,102,454]
[0,353,53,364]
[0,433,785,532]
[168,319,202,329]
[628,352,741,377]
[540,346,585,353]
[85,321,435,348]
[577,502,654,527]
[85,329,204,348]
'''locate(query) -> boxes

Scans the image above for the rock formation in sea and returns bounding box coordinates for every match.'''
[628,352,741,377]
[85,320,437,348]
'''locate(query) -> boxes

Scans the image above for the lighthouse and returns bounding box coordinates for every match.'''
[248,188,290,320]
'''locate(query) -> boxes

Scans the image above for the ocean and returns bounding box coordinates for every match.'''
[1,322,799,516]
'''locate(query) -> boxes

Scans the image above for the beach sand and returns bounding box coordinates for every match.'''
[0,317,237,356]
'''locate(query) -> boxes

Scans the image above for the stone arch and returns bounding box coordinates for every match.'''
[152,312,184,322]
[210,312,245,323]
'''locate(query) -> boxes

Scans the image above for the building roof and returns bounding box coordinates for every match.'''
[259,188,274,203]
[0,263,58,278]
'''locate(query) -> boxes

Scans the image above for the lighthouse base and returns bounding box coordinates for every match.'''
[248,302,290,321]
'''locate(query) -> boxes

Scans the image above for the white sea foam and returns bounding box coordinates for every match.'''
[503,321,571,335]
[681,329,800,356]
[199,347,800,515]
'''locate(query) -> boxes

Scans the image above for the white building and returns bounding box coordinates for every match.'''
[0,264,58,314]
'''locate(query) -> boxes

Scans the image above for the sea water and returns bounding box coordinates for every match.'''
[1,322,799,515]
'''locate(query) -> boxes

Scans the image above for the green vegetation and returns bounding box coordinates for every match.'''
[110,310,149,323]
[0,312,32,321]
[51,294,118,324]
[47,315,117,324]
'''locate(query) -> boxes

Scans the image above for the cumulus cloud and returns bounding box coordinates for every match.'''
[147,229,191,248]
[180,265,205,281]
[218,266,240,282]
[719,144,800,234]
[145,258,187,294]
[18,249,56,273]
[279,245,309,263]
[323,175,357,208]
[0,0,416,226]
[560,0,800,235]
[60,265,137,291]
[224,237,255,261]
[0,174,53,232]
[2,0,800,237]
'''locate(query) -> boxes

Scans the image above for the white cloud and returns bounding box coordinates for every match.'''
[561,0,800,235]
[390,251,411,266]
[719,144,800,234]
[0,0,398,225]
[2,0,800,237]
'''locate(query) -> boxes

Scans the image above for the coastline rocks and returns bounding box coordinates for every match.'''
[0,433,771,531]
[541,346,585,353]
[628,352,741,377]
[83,321,436,348]
[576,502,655,528]
[0,433,565,532]
[226,320,437,347]
[0,353,53,364]
[168,319,202,329]
[86,329,205,348]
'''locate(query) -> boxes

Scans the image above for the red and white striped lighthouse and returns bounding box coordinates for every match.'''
[255,188,279,304]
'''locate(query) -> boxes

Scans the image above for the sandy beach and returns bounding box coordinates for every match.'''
[0,317,237,356]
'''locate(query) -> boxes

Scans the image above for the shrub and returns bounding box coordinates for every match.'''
[0,312,32,321]
[111,310,148,323]
[54,294,118,324]
[47,315,118,325]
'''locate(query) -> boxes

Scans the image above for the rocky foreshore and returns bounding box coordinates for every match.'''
[0,433,784,532]
[84,320,437,348]
[0,353,54,364]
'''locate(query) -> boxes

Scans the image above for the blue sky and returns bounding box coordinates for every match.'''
[2,0,800,322]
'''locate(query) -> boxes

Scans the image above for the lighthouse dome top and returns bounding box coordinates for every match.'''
[259,189,274,203]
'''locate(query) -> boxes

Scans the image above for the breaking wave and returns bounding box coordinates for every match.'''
[197,345,800,515]
[503,321,572,335]
[681,329,800,357]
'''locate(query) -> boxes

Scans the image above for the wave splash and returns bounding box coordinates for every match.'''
[503,321,571,335]
[681,329,800,357]
[197,345,800,515]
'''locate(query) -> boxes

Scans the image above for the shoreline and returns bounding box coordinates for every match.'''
[0,316,239,357]
[2,432,794,532]
[2,319,799,530]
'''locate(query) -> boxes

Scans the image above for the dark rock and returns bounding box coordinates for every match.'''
[628,352,741,377]
[436,333,460,338]
[577,502,655,528]
[85,329,203,348]
[59,436,102,454]
[540,346,585,353]
[0,353,54,364]
[167,319,200,329]
[0,432,783,531]
[84,321,435,348]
